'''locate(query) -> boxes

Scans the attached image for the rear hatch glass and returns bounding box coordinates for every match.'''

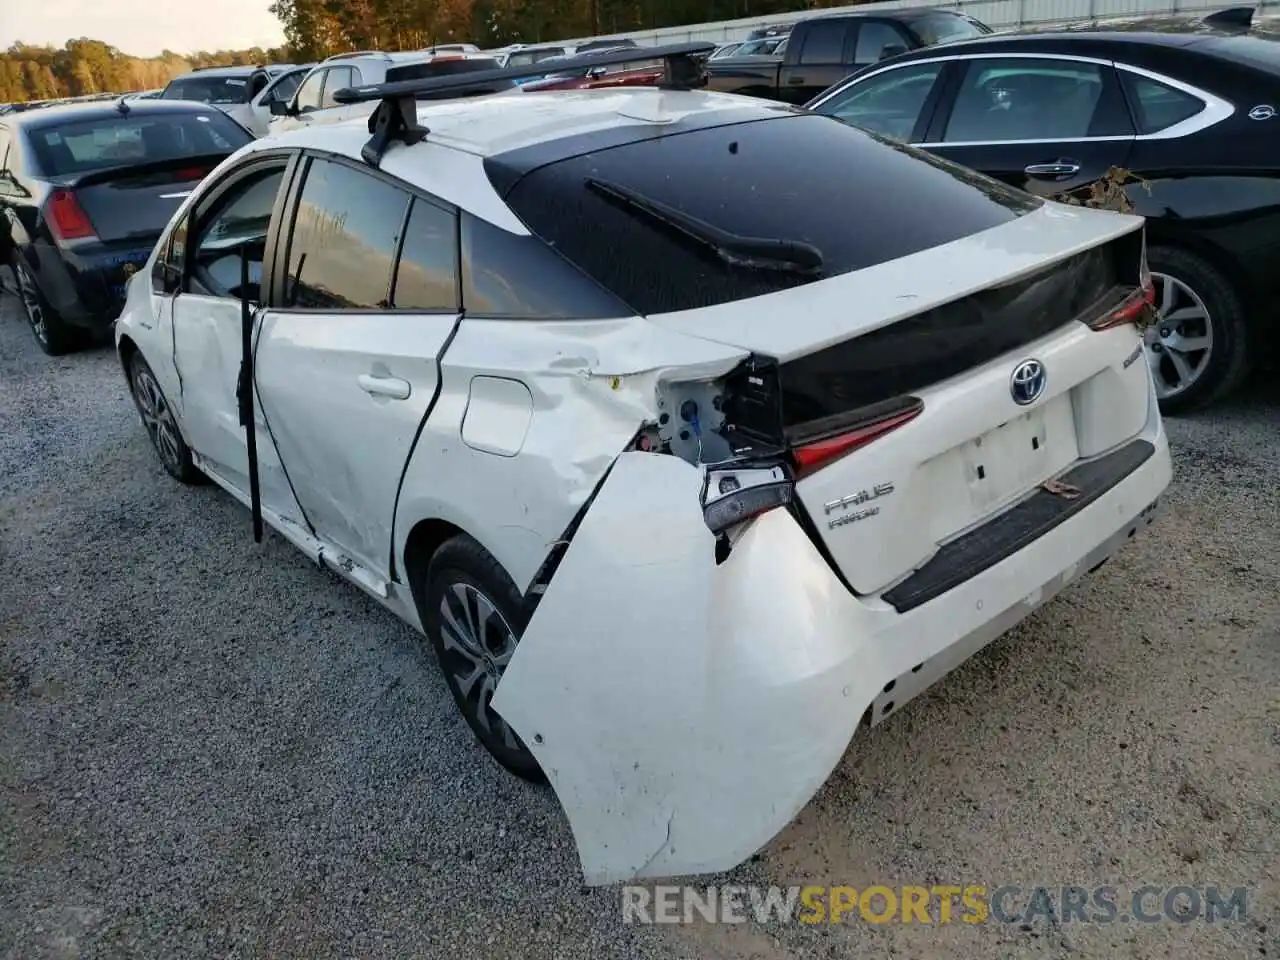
[31,113,252,242]
[493,113,1040,316]
[30,112,251,178]
[162,75,253,103]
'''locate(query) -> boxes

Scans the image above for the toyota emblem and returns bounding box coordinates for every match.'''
[1010,359,1047,406]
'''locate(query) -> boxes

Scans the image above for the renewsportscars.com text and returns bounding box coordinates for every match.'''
[621,884,1249,926]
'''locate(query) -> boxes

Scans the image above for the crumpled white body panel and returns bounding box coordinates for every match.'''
[493,451,879,884]
[493,420,1171,885]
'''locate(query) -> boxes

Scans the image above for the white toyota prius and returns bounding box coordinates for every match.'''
[114,45,1173,887]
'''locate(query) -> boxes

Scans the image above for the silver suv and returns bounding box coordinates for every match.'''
[268,51,501,134]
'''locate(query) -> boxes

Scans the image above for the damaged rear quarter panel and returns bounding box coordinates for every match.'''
[491,451,884,886]
[392,316,746,596]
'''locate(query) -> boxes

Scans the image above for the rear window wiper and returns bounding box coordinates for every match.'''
[583,176,824,274]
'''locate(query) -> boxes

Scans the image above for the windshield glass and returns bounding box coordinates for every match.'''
[29,112,252,177]
[506,48,566,67]
[161,75,252,104]
[912,14,992,45]
[736,38,784,56]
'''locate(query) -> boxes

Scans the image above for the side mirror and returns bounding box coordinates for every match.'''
[269,98,290,116]
[151,261,181,295]
[879,45,908,61]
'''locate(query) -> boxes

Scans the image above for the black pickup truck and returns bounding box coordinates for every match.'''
[705,9,992,104]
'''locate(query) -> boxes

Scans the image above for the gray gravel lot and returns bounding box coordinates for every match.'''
[1,292,1276,960]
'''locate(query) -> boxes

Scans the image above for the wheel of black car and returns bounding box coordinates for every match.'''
[128,352,203,484]
[1145,246,1252,414]
[421,535,545,783]
[13,260,81,356]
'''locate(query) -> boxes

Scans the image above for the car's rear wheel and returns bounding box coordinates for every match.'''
[420,534,545,783]
[128,352,203,484]
[13,261,83,356]
[1145,246,1252,414]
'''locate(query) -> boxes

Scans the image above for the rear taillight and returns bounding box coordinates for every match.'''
[46,190,97,242]
[1089,276,1155,332]
[791,402,923,477]
[174,167,211,181]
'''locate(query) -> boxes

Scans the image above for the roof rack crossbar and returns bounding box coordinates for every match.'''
[334,41,716,168]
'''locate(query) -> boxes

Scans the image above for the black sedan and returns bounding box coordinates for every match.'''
[806,8,1279,411]
[0,98,254,354]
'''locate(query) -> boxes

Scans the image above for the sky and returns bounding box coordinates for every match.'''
[1,0,287,57]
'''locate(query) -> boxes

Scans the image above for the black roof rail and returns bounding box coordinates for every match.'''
[332,41,715,168]
[1202,5,1254,29]
[324,49,388,62]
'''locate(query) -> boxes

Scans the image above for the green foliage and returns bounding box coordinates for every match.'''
[0,40,290,103]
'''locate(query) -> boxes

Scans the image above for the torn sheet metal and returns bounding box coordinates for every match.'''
[491,451,882,885]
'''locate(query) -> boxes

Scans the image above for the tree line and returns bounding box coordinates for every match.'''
[2,0,847,102]
[0,39,289,103]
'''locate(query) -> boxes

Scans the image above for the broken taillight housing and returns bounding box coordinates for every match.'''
[702,464,793,535]
[1089,276,1156,331]
[698,398,923,536]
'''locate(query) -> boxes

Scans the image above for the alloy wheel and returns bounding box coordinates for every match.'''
[1145,272,1214,400]
[436,581,525,752]
[15,265,48,345]
[132,366,183,473]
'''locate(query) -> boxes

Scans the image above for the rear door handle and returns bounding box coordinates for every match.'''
[787,76,805,85]
[357,374,411,400]
[1024,161,1081,178]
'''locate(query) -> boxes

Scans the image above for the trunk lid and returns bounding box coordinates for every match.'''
[67,155,219,243]
[681,207,1151,596]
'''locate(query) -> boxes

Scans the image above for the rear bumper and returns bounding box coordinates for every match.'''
[27,241,155,329]
[493,402,1171,886]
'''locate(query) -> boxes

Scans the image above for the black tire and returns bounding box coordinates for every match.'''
[1146,245,1252,415]
[420,534,545,783]
[12,261,85,356]
[128,352,204,484]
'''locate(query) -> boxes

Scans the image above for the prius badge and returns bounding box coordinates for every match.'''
[824,482,894,529]
[1010,358,1046,406]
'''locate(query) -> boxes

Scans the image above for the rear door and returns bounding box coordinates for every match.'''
[778,19,855,104]
[920,54,1136,197]
[254,153,462,584]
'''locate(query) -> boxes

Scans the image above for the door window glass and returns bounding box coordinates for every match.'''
[815,62,943,141]
[854,23,910,64]
[320,67,355,109]
[285,157,410,309]
[1120,72,1205,134]
[190,167,285,300]
[269,72,303,103]
[294,70,324,112]
[391,198,459,311]
[798,22,847,65]
[944,58,1106,142]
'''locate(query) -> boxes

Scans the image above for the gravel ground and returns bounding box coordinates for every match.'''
[1,292,1276,960]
